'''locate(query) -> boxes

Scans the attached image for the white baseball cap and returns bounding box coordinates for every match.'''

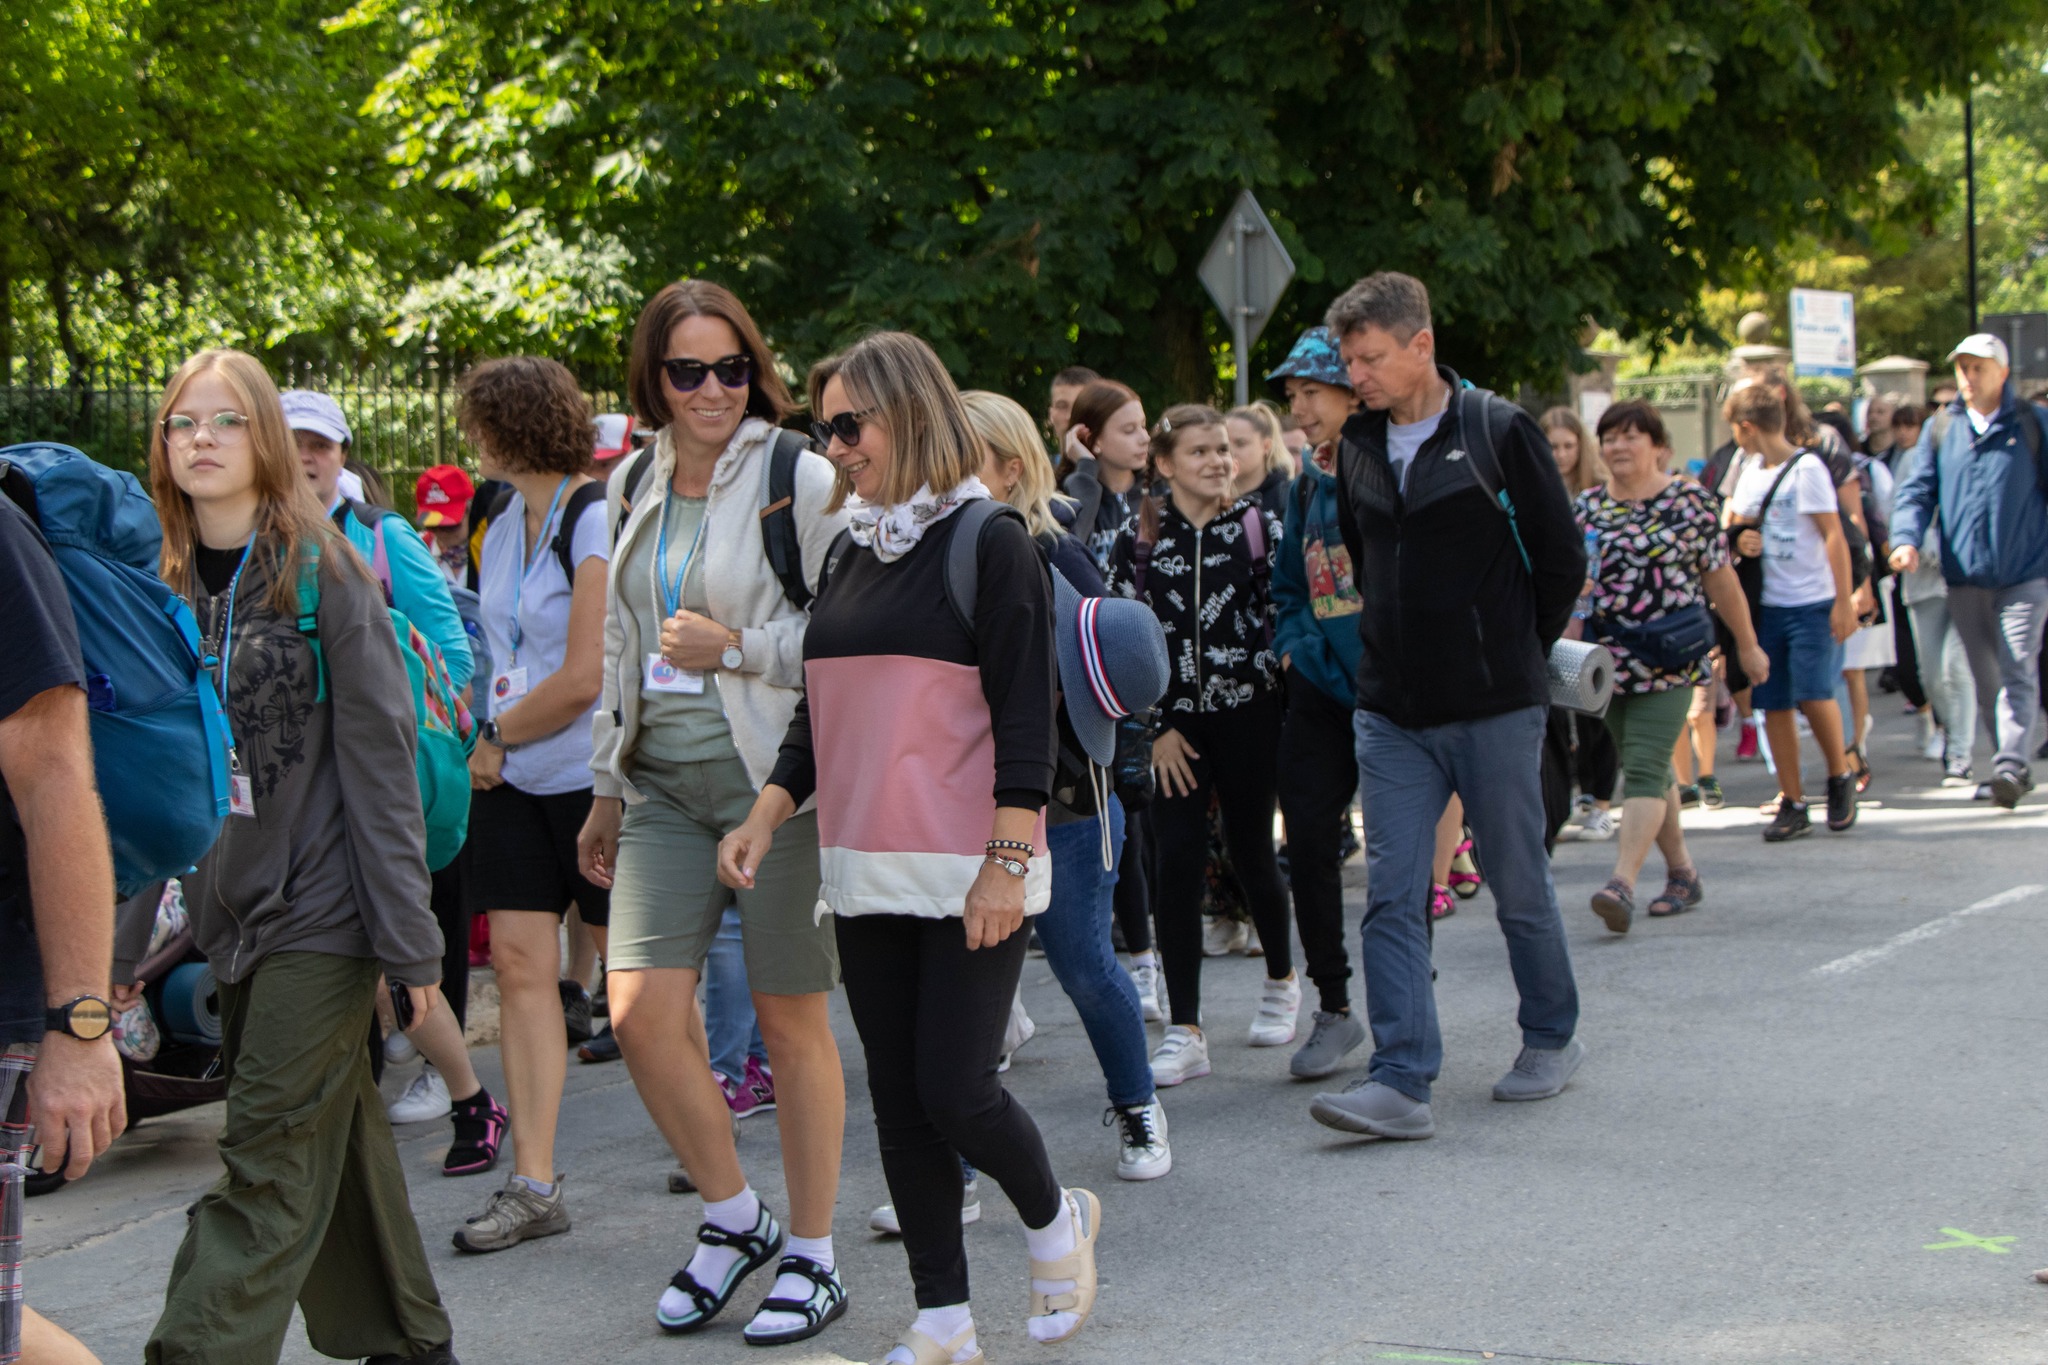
[279,389,353,445]
[1946,333,2011,369]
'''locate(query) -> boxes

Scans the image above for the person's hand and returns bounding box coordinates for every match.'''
[1738,643,1771,687]
[1889,545,1920,574]
[1152,729,1199,799]
[1063,426,1092,467]
[1853,581,1876,623]
[109,982,144,1013]
[1281,652,1292,672]
[963,857,1026,950]
[718,818,777,890]
[577,797,624,888]
[26,1032,126,1180]
[469,739,505,790]
[1830,596,1858,643]
[661,610,730,670]
[1735,528,1763,558]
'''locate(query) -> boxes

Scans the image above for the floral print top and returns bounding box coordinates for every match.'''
[1573,479,1728,694]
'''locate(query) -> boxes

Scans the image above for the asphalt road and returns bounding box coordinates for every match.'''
[21,704,2048,1365]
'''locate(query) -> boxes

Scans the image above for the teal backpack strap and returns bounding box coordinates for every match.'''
[296,541,328,703]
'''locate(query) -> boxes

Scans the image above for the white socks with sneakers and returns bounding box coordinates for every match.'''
[885,1302,976,1364]
[1024,1191,1080,1344]
[659,1185,760,1322]
[748,1233,834,1336]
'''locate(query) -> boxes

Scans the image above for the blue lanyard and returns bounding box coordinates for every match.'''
[202,533,257,755]
[508,477,571,659]
[655,489,711,620]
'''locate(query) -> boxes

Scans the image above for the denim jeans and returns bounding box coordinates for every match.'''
[1907,596,1976,760]
[1039,799,1153,1109]
[705,905,765,1085]
[1354,705,1580,1102]
[1946,578,2048,777]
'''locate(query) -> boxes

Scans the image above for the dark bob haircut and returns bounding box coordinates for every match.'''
[457,356,594,477]
[1595,399,1669,448]
[628,278,796,431]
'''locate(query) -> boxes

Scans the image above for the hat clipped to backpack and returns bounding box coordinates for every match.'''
[1053,573,1169,767]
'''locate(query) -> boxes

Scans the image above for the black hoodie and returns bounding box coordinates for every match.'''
[1333,367,1584,729]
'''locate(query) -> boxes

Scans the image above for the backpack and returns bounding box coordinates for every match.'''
[616,427,816,610]
[475,480,608,587]
[309,505,478,872]
[816,498,1021,633]
[0,443,233,895]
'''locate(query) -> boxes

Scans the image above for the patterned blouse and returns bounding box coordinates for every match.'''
[1574,479,1729,694]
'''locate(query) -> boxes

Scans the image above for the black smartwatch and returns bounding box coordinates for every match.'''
[481,719,519,751]
[46,995,114,1041]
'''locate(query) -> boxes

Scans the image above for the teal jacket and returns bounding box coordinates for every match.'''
[335,502,475,691]
[1271,457,1364,707]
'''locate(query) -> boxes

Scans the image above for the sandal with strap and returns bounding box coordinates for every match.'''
[655,1206,785,1334]
[1027,1188,1102,1344]
[1647,866,1704,918]
[893,1325,984,1365]
[1447,832,1483,899]
[1590,877,1634,934]
[741,1255,849,1346]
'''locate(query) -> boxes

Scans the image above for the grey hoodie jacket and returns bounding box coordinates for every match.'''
[184,535,443,986]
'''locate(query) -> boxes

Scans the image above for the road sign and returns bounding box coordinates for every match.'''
[1984,311,2048,382]
[1790,288,1857,377]
[1199,190,1295,406]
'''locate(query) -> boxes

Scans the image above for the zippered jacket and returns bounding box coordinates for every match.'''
[1271,455,1362,707]
[1890,384,2048,589]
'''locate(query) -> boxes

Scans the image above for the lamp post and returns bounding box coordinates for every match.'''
[1965,89,1979,333]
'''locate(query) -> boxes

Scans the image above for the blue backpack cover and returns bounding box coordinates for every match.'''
[0,443,232,894]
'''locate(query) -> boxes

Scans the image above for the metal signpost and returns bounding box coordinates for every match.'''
[1199,190,1296,406]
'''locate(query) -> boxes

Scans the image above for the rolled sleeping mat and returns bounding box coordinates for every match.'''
[1548,639,1616,716]
[158,962,222,1046]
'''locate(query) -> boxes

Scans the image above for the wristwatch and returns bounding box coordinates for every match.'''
[480,719,520,751]
[985,853,1028,879]
[46,995,113,1041]
[720,630,745,671]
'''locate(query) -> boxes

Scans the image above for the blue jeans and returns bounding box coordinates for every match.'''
[705,905,765,1084]
[1038,799,1154,1109]
[1354,705,1579,1102]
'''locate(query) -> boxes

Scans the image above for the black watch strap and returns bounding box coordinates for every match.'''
[47,995,113,1041]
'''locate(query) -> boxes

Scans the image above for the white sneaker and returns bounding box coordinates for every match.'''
[1248,975,1302,1047]
[1202,916,1248,957]
[1109,1100,1171,1181]
[383,1029,418,1066]
[1922,724,1947,762]
[998,990,1036,1072]
[387,1066,450,1124]
[1242,922,1264,957]
[869,1178,982,1235]
[1150,1025,1211,1087]
[1130,961,1162,1023]
[1578,808,1617,841]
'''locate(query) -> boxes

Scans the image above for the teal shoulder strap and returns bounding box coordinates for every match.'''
[295,541,328,703]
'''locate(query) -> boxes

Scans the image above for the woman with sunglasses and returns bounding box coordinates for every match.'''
[577,279,852,1345]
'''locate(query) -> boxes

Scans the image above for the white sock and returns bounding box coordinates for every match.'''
[660,1186,760,1322]
[885,1302,975,1364]
[511,1174,556,1197]
[1130,950,1157,969]
[1025,1191,1080,1343]
[748,1233,835,1335]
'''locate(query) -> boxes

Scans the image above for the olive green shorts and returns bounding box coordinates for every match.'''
[606,752,837,995]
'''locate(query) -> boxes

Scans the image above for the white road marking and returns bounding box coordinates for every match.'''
[1809,884,2045,979]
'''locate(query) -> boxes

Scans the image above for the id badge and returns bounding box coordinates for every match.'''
[644,653,705,694]
[228,750,256,818]
[492,667,530,715]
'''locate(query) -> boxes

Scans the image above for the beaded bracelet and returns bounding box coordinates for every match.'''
[986,838,1034,857]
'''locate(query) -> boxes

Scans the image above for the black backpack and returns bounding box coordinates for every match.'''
[474,480,608,586]
[613,426,817,611]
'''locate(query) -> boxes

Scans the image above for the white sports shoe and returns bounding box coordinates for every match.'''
[1202,916,1248,957]
[388,1065,450,1124]
[1150,1025,1211,1087]
[1578,808,1617,841]
[998,990,1037,1072]
[869,1178,982,1235]
[1248,975,1302,1047]
[1110,1100,1171,1181]
[383,1028,418,1066]
[1130,961,1162,1023]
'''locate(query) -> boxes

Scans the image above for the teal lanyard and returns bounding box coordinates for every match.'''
[508,477,571,660]
[655,489,711,620]
[202,533,257,762]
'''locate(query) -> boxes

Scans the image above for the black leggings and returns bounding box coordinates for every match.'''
[1150,697,1293,1026]
[1278,672,1357,1014]
[1111,809,1154,954]
[836,913,1061,1308]
[432,842,472,1030]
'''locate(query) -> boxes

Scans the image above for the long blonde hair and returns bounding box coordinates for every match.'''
[962,390,1074,538]
[149,349,352,613]
[1226,402,1297,481]
[1539,406,1606,496]
[807,332,983,512]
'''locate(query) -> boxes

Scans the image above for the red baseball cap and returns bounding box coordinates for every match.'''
[415,464,476,528]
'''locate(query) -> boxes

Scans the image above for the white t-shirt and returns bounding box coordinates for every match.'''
[1386,399,1447,491]
[479,485,611,794]
[1729,452,1840,608]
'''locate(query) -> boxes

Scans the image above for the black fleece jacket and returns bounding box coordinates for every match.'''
[1334,367,1585,728]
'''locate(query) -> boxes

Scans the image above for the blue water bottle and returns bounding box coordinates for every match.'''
[1574,527,1600,620]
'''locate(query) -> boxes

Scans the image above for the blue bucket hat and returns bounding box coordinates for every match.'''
[1265,326,1351,401]
[1053,574,1169,766]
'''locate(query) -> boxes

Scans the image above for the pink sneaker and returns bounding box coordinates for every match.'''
[722,1056,777,1120]
[1735,718,1760,761]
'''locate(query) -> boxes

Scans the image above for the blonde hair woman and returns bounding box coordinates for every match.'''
[961,389,1073,537]
[145,350,455,1363]
[1541,407,1606,496]
[720,336,1102,1365]
[1226,401,1298,506]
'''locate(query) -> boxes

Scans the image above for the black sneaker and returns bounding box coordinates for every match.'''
[362,1344,458,1365]
[1825,772,1857,831]
[1677,783,1702,809]
[559,979,594,1045]
[1989,767,2033,810]
[1763,798,1811,843]
[1698,775,1725,809]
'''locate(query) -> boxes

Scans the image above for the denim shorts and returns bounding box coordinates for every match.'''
[1752,600,1844,710]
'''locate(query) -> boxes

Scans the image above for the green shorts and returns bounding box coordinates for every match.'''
[1601,686,1695,799]
[606,752,837,995]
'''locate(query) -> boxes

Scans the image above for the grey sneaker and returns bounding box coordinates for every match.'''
[452,1175,570,1252]
[1491,1038,1585,1102]
[1308,1078,1434,1139]
[1289,1010,1367,1079]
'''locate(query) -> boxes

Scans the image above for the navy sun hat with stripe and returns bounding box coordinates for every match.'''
[1053,572,1169,767]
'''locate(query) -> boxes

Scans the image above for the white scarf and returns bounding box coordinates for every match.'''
[846,477,993,562]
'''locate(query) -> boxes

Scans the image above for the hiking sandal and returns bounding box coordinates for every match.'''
[893,1326,984,1365]
[1027,1188,1101,1344]
[656,1207,784,1334]
[1647,867,1704,918]
[742,1255,848,1346]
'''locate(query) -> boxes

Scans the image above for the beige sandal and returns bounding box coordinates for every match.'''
[894,1325,984,1365]
[1027,1187,1101,1344]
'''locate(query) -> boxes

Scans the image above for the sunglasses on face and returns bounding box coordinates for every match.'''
[810,407,878,448]
[663,353,753,393]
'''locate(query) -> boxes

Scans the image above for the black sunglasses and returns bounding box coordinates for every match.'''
[662,353,753,393]
[810,407,878,448]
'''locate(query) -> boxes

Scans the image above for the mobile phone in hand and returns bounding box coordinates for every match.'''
[388,979,416,1032]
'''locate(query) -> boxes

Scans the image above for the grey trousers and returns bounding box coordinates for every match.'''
[1905,596,1977,760]
[1946,578,2048,777]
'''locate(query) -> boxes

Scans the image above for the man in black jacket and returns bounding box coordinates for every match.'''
[1309,271,1587,1140]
